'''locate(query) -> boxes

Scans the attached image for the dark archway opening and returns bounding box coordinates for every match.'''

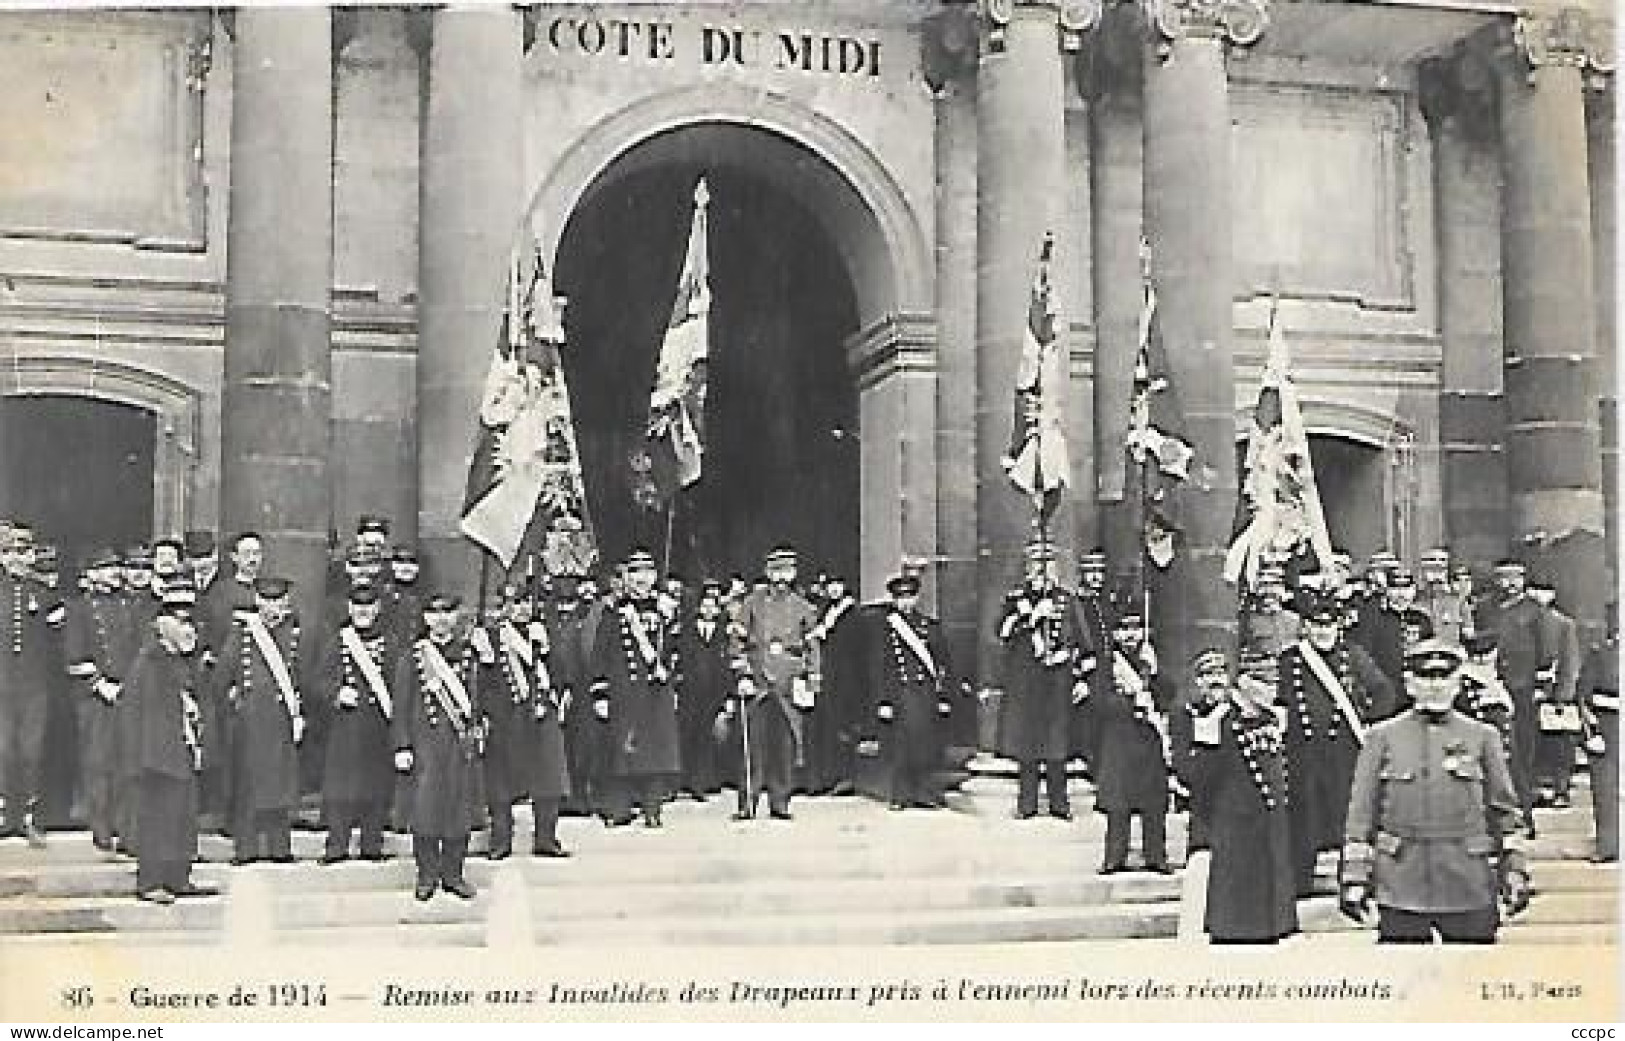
[0,394,155,825]
[1309,434,1389,559]
[556,129,862,583]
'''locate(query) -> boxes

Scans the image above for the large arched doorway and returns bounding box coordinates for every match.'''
[553,123,875,582]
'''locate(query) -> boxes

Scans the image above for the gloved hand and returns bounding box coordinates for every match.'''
[292,715,307,745]
[393,749,414,773]
[94,678,121,704]
[1501,868,1532,917]
[877,703,895,723]
[737,676,758,700]
[337,685,359,709]
[593,697,610,721]
[1070,680,1090,705]
[936,700,952,716]
[1339,883,1372,924]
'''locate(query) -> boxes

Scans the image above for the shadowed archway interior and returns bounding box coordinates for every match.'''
[555,123,864,583]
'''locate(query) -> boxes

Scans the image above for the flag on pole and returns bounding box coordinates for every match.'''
[1001,231,1069,526]
[460,245,597,573]
[633,177,712,511]
[1223,299,1335,589]
[1125,238,1197,570]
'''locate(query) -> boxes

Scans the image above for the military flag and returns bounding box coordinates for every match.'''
[1001,231,1069,527]
[460,245,597,573]
[633,177,712,510]
[1223,298,1334,588]
[1125,238,1196,570]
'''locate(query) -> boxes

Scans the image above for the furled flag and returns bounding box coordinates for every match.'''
[633,177,712,511]
[1223,298,1335,589]
[460,245,598,573]
[1124,237,1197,569]
[1001,231,1069,526]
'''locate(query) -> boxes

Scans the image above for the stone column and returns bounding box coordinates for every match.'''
[973,0,1084,684]
[924,8,981,679]
[1495,8,1608,642]
[1081,9,1144,570]
[220,8,334,621]
[1420,53,1511,567]
[1587,82,1616,596]
[1139,0,1264,666]
[416,6,524,597]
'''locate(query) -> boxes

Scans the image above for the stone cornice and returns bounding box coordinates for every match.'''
[1506,7,1613,88]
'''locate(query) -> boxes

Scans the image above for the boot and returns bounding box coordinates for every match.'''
[22,799,46,849]
[411,834,438,901]
[440,835,476,899]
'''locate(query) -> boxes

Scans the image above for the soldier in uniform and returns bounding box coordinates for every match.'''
[1339,639,1531,943]
[543,576,597,817]
[1278,597,1399,895]
[385,545,425,645]
[1456,632,1515,758]
[0,526,66,845]
[589,549,682,827]
[1475,559,1554,833]
[1239,563,1302,667]
[64,549,138,854]
[995,541,1086,820]
[125,599,217,903]
[870,573,954,809]
[212,577,306,864]
[392,594,486,900]
[1186,648,1298,944]
[1068,549,1111,774]
[312,584,398,863]
[1079,605,1174,873]
[1527,580,1582,808]
[727,547,820,821]
[676,581,731,799]
[480,584,543,859]
[518,584,572,857]
[1579,607,1618,863]
[1170,647,1235,855]
[1417,547,1469,645]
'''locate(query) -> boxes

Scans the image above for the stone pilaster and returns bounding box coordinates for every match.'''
[924,6,981,680]
[1140,0,1264,667]
[1495,6,1609,641]
[416,6,524,597]
[1587,79,1616,596]
[220,7,334,622]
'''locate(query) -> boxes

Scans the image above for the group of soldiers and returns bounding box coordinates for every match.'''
[0,517,966,905]
[988,538,1617,944]
[0,514,1616,942]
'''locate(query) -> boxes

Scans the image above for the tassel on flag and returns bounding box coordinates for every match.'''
[1002,231,1069,527]
[460,245,598,573]
[634,177,712,510]
[1223,298,1335,589]
[1125,238,1197,570]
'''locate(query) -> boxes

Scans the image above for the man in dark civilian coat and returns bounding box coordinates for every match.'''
[676,581,731,799]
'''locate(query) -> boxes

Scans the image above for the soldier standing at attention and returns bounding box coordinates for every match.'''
[728,547,820,821]
[995,541,1085,820]
[480,583,542,858]
[212,577,306,864]
[1339,639,1531,943]
[1187,649,1298,945]
[125,600,217,904]
[313,584,398,864]
[870,573,954,810]
[393,594,487,901]
[0,526,66,846]
[64,549,136,855]
[1578,608,1618,864]
[589,550,682,828]
[1278,596,1398,896]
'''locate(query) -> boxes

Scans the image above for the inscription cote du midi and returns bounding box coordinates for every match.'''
[544,16,883,77]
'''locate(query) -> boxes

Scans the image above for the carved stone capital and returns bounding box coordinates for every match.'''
[922,6,979,93]
[1511,7,1613,87]
[1074,2,1143,104]
[981,0,1103,54]
[1142,0,1267,50]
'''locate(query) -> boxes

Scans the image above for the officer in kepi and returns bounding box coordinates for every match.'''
[1339,638,1532,943]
